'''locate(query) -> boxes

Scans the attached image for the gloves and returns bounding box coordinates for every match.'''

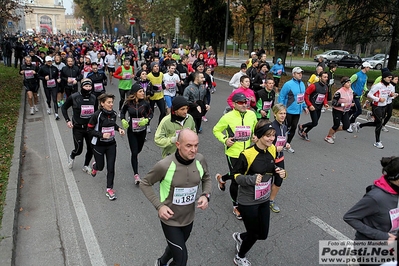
[171,136,177,144]
[121,119,129,129]
[138,118,149,127]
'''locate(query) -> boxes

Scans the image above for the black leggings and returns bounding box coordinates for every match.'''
[119,89,130,111]
[44,87,59,113]
[70,127,93,166]
[274,160,285,187]
[92,144,117,189]
[302,108,322,133]
[359,106,386,143]
[273,77,280,88]
[221,156,239,206]
[237,201,270,258]
[383,103,393,126]
[150,98,166,125]
[127,129,146,175]
[332,109,350,131]
[159,221,193,266]
[285,113,300,144]
[349,97,362,123]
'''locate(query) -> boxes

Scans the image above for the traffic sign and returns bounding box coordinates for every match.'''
[129,17,135,25]
[114,27,118,32]
[151,32,155,37]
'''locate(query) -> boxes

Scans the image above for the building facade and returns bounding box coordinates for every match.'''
[23,0,66,34]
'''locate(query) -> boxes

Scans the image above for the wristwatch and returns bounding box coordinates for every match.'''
[201,193,210,202]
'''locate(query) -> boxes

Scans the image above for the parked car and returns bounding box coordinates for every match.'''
[362,54,385,62]
[331,54,363,68]
[314,50,349,62]
[367,55,399,70]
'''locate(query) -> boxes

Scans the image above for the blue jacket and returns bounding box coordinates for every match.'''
[270,59,285,78]
[350,71,368,97]
[278,78,307,114]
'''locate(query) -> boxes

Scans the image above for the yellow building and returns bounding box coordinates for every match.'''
[65,15,84,34]
[24,0,66,34]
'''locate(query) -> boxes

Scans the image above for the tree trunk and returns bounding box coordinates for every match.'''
[247,16,255,58]
[272,9,294,65]
[388,15,399,70]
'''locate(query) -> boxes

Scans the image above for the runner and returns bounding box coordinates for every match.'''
[38,56,61,120]
[60,57,81,98]
[382,75,398,132]
[87,62,107,111]
[113,58,134,114]
[213,93,258,219]
[232,121,286,266]
[88,94,125,200]
[20,55,40,115]
[147,62,166,132]
[120,83,153,185]
[324,77,354,144]
[269,104,290,213]
[163,63,181,115]
[140,129,211,266]
[270,58,285,88]
[255,78,275,120]
[61,79,97,173]
[227,76,256,111]
[155,96,196,158]
[229,63,247,91]
[105,48,117,85]
[297,71,329,141]
[277,67,309,153]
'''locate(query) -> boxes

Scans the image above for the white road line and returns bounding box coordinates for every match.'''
[48,116,107,266]
[309,216,350,240]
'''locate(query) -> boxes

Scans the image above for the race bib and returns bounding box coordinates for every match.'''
[234,126,251,142]
[172,186,198,205]
[80,105,94,118]
[255,179,272,200]
[47,79,56,88]
[275,136,286,147]
[32,62,36,67]
[315,94,325,104]
[165,81,175,89]
[154,84,162,92]
[263,101,272,110]
[277,70,282,75]
[131,118,141,129]
[24,70,34,79]
[389,208,399,233]
[343,103,351,112]
[100,52,105,57]
[94,83,103,92]
[180,73,187,79]
[124,73,132,79]
[101,126,115,141]
[67,77,76,85]
[296,93,304,104]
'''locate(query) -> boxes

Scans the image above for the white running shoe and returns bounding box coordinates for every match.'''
[30,107,34,115]
[82,165,91,174]
[381,126,389,132]
[324,136,335,144]
[68,155,74,169]
[147,127,151,133]
[47,108,51,115]
[347,124,353,133]
[354,122,360,132]
[34,105,39,112]
[373,142,384,149]
[234,254,251,266]
[284,147,295,153]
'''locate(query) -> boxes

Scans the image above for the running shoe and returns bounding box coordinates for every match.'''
[55,113,60,120]
[198,127,202,134]
[106,188,117,200]
[91,162,97,177]
[269,200,281,213]
[233,207,242,220]
[332,133,336,140]
[232,232,242,253]
[147,127,151,133]
[47,108,51,115]
[34,105,39,112]
[321,107,326,113]
[346,124,353,133]
[382,126,389,132]
[134,174,141,185]
[155,258,168,266]
[67,154,74,169]
[303,133,309,141]
[57,101,62,107]
[30,107,34,115]
[324,136,335,144]
[373,142,384,149]
[215,173,226,191]
[354,122,360,132]
[366,111,373,121]
[297,124,304,138]
[202,116,208,122]
[284,147,295,153]
[234,254,251,266]
[82,165,91,174]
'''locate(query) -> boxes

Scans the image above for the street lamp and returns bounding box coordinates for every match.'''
[302,0,311,58]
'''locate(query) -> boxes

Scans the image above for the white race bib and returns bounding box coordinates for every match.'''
[275,136,286,147]
[172,186,198,205]
[390,208,399,233]
[47,79,56,88]
[131,118,141,129]
[263,101,272,110]
[315,94,325,104]
[24,70,34,79]
[94,83,103,92]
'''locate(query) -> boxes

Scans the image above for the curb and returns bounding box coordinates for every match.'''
[0,88,25,265]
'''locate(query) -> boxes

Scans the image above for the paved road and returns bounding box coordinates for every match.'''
[222,57,318,68]
[10,71,399,266]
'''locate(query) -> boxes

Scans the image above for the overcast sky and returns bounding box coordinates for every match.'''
[64,0,73,14]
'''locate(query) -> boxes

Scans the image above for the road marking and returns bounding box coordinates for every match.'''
[48,116,107,265]
[309,216,350,240]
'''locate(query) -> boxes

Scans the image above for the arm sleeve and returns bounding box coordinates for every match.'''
[227,91,236,109]
[343,194,389,240]
[304,84,316,107]
[113,66,123,79]
[278,84,288,105]
[350,74,358,83]
[154,120,173,148]
[212,116,228,144]
[139,162,167,210]
[367,84,380,102]
[229,73,239,88]
[331,91,342,107]
[61,95,73,121]
[232,153,257,186]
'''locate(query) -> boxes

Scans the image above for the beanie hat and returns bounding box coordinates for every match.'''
[381,68,390,75]
[150,61,159,70]
[130,83,142,94]
[81,78,92,88]
[172,96,189,111]
[382,71,393,79]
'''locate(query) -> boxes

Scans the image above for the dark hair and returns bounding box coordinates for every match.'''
[340,76,351,85]
[97,93,115,105]
[240,75,250,83]
[381,156,399,180]
[328,63,337,69]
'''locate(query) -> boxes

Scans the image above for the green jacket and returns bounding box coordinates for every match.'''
[154,114,196,158]
[213,109,257,158]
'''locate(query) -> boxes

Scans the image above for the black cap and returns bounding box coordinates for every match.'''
[172,96,189,111]
[240,63,247,69]
[130,83,142,94]
[232,93,247,102]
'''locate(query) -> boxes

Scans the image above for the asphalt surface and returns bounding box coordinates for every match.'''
[1,58,399,266]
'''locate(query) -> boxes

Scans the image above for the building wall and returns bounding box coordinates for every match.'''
[24,2,66,34]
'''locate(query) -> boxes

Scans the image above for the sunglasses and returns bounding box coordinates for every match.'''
[235,100,247,105]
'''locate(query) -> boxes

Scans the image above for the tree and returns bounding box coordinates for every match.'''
[315,0,399,70]
[0,0,32,35]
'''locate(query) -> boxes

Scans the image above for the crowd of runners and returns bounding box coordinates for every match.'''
[9,32,399,266]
